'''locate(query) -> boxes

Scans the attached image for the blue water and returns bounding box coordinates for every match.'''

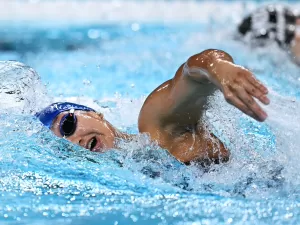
[1,2,300,225]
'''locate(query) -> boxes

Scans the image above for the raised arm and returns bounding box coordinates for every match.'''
[182,49,270,121]
[138,49,270,163]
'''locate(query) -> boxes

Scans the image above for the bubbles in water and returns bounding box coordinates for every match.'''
[0,61,49,114]
[82,79,91,86]
[1,3,300,223]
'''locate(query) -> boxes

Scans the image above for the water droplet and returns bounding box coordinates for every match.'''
[82,79,91,86]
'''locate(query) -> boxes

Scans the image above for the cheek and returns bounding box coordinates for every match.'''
[51,123,63,138]
[101,134,115,148]
[98,124,116,148]
[78,118,100,132]
[78,119,106,136]
[102,123,115,135]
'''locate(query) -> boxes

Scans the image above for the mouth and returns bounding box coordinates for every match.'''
[87,136,103,152]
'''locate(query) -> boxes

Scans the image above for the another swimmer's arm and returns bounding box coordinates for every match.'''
[183,49,270,121]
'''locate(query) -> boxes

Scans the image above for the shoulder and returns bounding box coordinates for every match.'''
[138,79,172,134]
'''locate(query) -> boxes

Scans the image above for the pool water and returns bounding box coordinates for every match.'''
[1,1,300,225]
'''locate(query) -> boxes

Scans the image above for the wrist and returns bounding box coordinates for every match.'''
[207,59,226,86]
[207,59,237,90]
[184,49,234,86]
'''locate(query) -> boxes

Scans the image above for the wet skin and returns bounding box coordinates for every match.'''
[51,111,118,152]
[51,49,270,164]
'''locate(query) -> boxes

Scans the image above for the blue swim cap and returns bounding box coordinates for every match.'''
[35,102,95,129]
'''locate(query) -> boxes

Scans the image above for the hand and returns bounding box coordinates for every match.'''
[209,59,270,122]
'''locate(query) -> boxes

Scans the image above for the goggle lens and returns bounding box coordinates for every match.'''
[59,113,77,137]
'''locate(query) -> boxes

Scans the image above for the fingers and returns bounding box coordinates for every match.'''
[224,89,262,121]
[244,80,270,105]
[224,85,268,122]
[245,72,268,95]
[236,88,268,122]
[242,70,270,105]
[221,68,270,122]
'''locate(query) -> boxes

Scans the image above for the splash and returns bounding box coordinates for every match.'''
[1,5,300,222]
[0,61,49,114]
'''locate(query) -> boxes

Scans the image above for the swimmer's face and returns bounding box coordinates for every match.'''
[51,111,116,152]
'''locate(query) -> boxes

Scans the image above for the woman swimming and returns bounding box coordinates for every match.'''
[237,4,300,65]
[36,49,270,164]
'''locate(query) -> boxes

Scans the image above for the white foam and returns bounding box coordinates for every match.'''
[0,61,48,113]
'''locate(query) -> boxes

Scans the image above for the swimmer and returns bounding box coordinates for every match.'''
[237,5,300,65]
[36,49,270,164]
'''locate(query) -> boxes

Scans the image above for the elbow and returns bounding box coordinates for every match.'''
[198,49,234,63]
[186,49,234,74]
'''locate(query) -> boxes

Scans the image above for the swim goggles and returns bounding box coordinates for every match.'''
[59,109,77,137]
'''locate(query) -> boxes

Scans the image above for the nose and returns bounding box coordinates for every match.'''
[67,135,85,148]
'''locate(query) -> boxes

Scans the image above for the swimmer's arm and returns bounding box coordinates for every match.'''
[170,49,270,123]
[139,49,270,163]
[139,49,270,131]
